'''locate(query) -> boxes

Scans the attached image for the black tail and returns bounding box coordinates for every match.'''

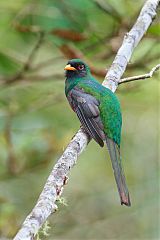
[106,137,131,207]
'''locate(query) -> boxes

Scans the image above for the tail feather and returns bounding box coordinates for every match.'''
[106,137,131,207]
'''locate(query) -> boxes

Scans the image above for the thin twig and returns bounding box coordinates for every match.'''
[13,1,160,240]
[5,113,18,175]
[93,0,123,23]
[4,32,45,85]
[30,56,63,72]
[24,73,63,82]
[119,63,160,84]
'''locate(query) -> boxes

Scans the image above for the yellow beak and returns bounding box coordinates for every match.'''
[64,64,76,71]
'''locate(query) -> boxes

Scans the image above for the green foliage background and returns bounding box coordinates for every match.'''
[0,0,159,239]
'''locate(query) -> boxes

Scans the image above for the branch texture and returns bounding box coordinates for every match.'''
[14,0,159,239]
[103,0,159,92]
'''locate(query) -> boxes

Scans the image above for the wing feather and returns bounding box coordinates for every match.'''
[77,105,104,147]
[70,87,105,147]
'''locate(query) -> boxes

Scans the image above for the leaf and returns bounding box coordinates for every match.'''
[0,53,20,76]
[148,24,160,37]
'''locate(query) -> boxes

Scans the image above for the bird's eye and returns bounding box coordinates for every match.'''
[78,64,84,70]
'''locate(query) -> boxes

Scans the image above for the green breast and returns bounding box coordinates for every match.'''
[77,79,122,147]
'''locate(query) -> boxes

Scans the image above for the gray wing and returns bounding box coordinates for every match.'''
[70,87,105,147]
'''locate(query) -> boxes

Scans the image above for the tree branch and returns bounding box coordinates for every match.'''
[3,32,44,85]
[103,0,160,92]
[13,0,159,239]
[119,63,160,84]
[93,0,123,23]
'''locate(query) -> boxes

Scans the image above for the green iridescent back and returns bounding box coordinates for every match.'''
[78,79,121,146]
[66,74,122,147]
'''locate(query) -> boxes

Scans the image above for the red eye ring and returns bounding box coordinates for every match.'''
[78,64,84,70]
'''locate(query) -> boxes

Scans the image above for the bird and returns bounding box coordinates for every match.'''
[64,59,131,206]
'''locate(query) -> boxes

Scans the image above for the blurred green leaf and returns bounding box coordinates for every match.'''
[0,52,20,76]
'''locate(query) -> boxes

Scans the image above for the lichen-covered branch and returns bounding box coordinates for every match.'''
[13,0,159,239]
[103,0,160,92]
[14,128,90,240]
